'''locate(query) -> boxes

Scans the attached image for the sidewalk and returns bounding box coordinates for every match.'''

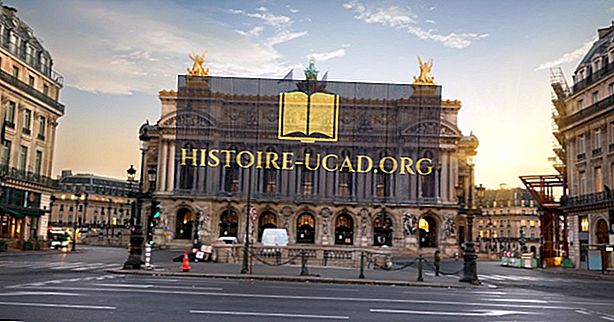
[541,267,614,281]
[108,259,474,289]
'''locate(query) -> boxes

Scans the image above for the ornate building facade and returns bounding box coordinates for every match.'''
[557,22,614,269]
[0,5,64,243]
[476,186,540,257]
[143,58,479,257]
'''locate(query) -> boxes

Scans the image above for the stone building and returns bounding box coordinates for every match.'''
[0,5,64,242]
[556,22,614,269]
[142,58,479,257]
[476,186,540,257]
[48,170,138,237]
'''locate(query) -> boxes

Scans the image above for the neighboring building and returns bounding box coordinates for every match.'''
[0,5,64,242]
[48,170,138,234]
[141,57,479,257]
[475,185,540,257]
[555,22,614,270]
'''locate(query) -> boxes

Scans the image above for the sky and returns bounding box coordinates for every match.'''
[6,0,614,188]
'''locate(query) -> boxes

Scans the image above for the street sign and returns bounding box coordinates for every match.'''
[250,207,257,222]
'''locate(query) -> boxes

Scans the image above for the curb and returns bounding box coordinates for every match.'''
[105,269,477,289]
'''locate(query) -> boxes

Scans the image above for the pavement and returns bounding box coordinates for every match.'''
[2,245,614,321]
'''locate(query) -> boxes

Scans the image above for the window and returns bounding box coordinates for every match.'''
[43,84,49,96]
[34,150,42,176]
[12,65,19,78]
[18,145,27,171]
[580,216,589,232]
[28,75,34,87]
[595,128,601,149]
[578,134,585,153]
[5,101,15,127]
[577,99,584,110]
[579,171,586,195]
[595,167,603,193]
[37,116,46,140]
[1,140,10,167]
[592,91,599,104]
[59,204,64,211]
[609,82,614,96]
[23,109,31,134]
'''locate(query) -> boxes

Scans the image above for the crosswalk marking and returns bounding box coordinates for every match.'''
[0,261,120,272]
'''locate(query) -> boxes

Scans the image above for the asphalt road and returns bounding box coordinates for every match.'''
[1,246,614,322]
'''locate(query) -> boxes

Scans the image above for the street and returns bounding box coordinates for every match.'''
[1,246,614,321]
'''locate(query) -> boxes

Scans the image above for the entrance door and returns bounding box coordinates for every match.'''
[258,211,277,241]
[296,213,315,243]
[419,216,437,248]
[335,214,354,245]
[175,208,194,239]
[373,213,393,246]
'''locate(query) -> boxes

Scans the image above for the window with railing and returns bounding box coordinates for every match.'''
[22,108,31,134]
[37,116,45,140]
[18,145,27,171]
[1,140,11,167]
[34,150,42,176]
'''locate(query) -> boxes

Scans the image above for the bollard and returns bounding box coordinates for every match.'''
[434,250,441,277]
[358,252,365,279]
[300,250,309,276]
[417,255,424,282]
[145,244,152,269]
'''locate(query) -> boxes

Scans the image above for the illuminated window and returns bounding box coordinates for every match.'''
[529,220,535,227]
[580,217,589,232]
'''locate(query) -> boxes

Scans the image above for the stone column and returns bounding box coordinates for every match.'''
[158,139,167,192]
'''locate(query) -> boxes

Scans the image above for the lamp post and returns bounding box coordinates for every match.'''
[71,192,86,252]
[241,165,253,274]
[107,198,113,238]
[123,124,150,269]
[146,167,157,245]
[456,166,485,285]
[487,218,493,259]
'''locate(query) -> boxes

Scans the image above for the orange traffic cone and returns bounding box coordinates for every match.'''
[181,250,191,272]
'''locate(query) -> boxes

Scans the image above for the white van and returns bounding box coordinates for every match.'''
[261,228,289,246]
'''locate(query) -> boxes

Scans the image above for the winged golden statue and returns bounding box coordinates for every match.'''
[187,51,209,76]
[413,56,435,85]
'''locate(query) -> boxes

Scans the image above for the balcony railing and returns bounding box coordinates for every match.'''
[560,94,614,128]
[0,68,65,114]
[576,153,586,161]
[0,164,58,188]
[592,147,602,157]
[0,37,64,86]
[572,61,614,93]
[561,190,613,210]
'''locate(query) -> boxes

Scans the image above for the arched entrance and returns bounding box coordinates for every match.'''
[335,213,354,245]
[373,213,393,246]
[596,219,609,244]
[219,209,238,238]
[418,216,437,248]
[258,211,277,241]
[175,208,194,240]
[296,213,315,243]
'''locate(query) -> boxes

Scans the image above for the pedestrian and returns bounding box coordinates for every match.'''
[434,250,441,276]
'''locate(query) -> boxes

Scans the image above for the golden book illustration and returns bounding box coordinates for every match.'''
[278,91,339,143]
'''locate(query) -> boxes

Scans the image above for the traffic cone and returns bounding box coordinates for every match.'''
[181,250,191,272]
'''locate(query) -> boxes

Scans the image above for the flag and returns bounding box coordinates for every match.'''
[321,71,328,82]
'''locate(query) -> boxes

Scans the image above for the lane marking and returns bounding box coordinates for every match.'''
[602,317,614,321]
[0,291,83,296]
[91,283,223,291]
[23,286,579,310]
[0,301,115,310]
[480,298,548,304]
[190,309,349,320]
[575,310,590,315]
[50,262,86,270]
[370,308,535,317]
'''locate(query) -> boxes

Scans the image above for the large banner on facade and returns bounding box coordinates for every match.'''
[174,75,441,204]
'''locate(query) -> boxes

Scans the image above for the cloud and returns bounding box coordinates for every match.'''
[342,1,487,49]
[307,48,346,62]
[286,5,299,13]
[229,6,307,46]
[235,26,264,36]
[535,37,597,70]
[425,19,435,24]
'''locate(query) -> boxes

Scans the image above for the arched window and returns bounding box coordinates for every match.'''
[335,213,354,245]
[219,209,238,238]
[296,213,315,243]
[258,211,277,241]
[373,213,393,246]
[418,215,437,248]
[176,208,195,239]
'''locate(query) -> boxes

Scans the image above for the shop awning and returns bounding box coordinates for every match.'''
[0,205,45,218]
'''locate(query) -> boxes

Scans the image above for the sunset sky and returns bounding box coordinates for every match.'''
[7,0,614,188]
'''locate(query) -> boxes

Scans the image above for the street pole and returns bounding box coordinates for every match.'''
[71,193,81,252]
[458,165,482,285]
[108,199,114,238]
[241,167,252,274]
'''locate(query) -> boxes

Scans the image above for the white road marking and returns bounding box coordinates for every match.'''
[601,316,614,321]
[50,262,86,270]
[480,298,549,304]
[0,301,115,310]
[0,291,83,296]
[24,286,579,310]
[190,309,349,320]
[370,308,535,317]
[576,310,590,315]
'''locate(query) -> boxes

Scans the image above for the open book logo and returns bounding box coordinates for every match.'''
[278,91,339,143]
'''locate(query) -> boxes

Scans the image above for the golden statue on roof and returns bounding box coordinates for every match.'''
[187,51,209,76]
[413,56,435,85]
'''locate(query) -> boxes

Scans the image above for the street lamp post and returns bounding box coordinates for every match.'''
[241,166,253,274]
[123,125,150,269]
[107,198,113,238]
[71,192,85,252]
[487,218,492,259]
[456,171,485,285]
